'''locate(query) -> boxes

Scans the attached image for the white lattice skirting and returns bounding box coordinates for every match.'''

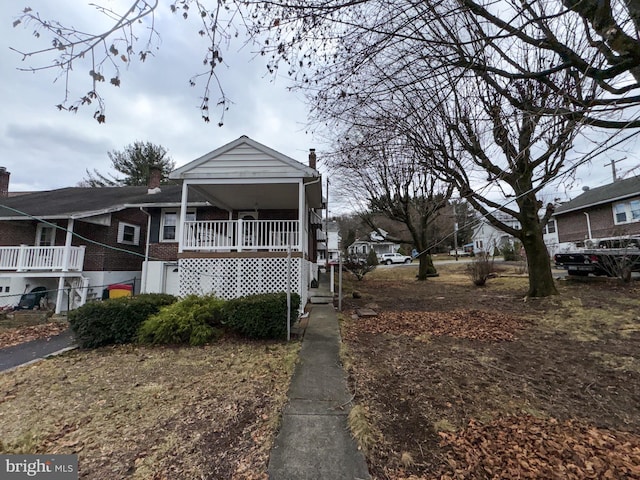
[179,257,309,306]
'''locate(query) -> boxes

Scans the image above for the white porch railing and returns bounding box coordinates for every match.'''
[0,246,86,272]
[182,220,300,251]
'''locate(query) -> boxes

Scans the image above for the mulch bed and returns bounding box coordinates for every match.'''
[345,309,529,342]
[437,416,640,480]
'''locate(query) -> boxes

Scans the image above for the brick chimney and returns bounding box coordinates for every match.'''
[309,149,317,170]
[148,166,162,194]
[0,167,9,198]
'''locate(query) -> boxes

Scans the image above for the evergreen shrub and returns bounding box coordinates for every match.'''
[224,292,300,339]
[69,293,177,348]
[137,294,226,346]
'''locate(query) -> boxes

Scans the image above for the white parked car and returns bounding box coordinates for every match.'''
[378,253,413,265]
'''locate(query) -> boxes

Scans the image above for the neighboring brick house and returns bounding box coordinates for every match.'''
[0,172,180,312]
[0,136,324,312]
[553,175,640,245]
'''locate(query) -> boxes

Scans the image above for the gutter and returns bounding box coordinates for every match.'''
[556,192,640,215]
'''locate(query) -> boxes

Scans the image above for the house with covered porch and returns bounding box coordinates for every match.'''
[141,136,324,306]
[0,136,323,312]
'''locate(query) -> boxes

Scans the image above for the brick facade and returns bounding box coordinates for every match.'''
[0,220,37,246]
[149,242,179,261]
[556,203,640,243]
[0,210,147,272]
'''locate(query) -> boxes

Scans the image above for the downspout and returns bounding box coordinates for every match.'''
[140,207,152,293]
[56,217,75,314]
[304,176,323,256]
[584,212,593,241]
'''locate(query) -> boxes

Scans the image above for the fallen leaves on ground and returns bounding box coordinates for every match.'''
[0,322,68,349]
[436,415,640,479]
[346,309,527,342]
[0,341,299,479]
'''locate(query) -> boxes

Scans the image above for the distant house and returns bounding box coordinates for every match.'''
[0,136,324,312]
[317,220,341,267]
[471,213,521,256]
[471,212,559,256]
[347,230,399,257]
[553,175,640,245]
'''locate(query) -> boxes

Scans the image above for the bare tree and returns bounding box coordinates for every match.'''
[11,1,640,128]
[293,1,584,296]
[329,129,453,280]
[10,0,640,297]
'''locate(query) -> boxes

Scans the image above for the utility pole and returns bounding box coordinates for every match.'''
[453,202,459,261]
[325,177,330,267]
[604,157,626,182]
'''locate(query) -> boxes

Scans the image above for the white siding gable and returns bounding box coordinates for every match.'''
[171,136,317,180]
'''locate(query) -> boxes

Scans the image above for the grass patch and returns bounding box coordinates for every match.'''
[347,404,379,454]
[590,351,640,373]
[539,296,639,341]
[0,340,299,479]
[339,264,640,479]
[433,418,456,433]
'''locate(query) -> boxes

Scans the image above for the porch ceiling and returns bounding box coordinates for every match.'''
[191,183,299,210]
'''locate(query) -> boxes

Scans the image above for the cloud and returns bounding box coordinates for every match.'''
[1,1,318,191]
[1,1,635,205]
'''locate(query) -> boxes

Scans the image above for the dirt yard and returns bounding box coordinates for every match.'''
[1,261,638,479]
[341,261,640,479]
[0,340,298,479]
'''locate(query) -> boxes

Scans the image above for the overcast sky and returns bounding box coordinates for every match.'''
[1,1,320,193]
[1,1,638,209]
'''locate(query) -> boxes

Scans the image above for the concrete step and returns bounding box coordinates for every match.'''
[309,294,334,304]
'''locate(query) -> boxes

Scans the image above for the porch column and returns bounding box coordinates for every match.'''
[61,218,74,272]
[178,182,189,253]
[55,276,65,314]
[298,179,305,253]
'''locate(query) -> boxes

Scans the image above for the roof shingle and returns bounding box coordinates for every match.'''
[554,175,640,215]
[0,185,205,219]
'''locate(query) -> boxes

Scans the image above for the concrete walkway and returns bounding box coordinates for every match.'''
[268,302,371,480]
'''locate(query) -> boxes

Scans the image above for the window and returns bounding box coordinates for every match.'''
[118,222,141,245]
[35,224,55,246]
[542,220,556,235]
[160,209,195,242]
[632,200,640,221]
[614,203,627,223]
[546,220,556,234]
[162,211,178,241]
[613,199,640,224]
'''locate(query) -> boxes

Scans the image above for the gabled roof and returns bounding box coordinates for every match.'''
[0,185,207,220]
[555,175,640,215]
[170,135,318,180]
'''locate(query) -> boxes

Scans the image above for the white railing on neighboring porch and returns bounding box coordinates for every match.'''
[182,220,300,251]
[0,245,86,271]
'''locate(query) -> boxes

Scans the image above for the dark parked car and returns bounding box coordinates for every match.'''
[16,286,49,310]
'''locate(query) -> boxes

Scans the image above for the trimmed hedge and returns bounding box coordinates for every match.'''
[69,293,177,348]
[224,292,301,339]
[137,294,226,346]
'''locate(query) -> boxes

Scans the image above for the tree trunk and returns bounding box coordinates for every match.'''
[520,223,558,297]
[417,252,437,281]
